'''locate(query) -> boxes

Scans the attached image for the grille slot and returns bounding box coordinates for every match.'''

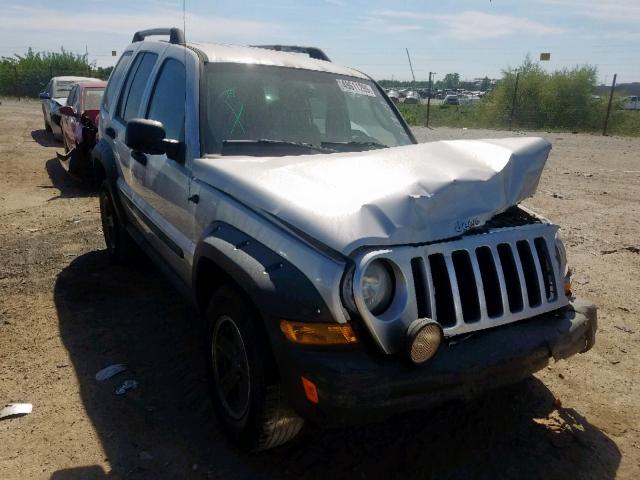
[517,240,542,307]
[497,243,524,312]
[534,237,558,301]
[410,257,429,318]
[476,246,503,317]
[428,254,456,327]
[408,225,567,337]
[452,250,481,322]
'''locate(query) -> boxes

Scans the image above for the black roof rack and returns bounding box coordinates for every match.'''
[251,45,331,62]
[132,28,185,45]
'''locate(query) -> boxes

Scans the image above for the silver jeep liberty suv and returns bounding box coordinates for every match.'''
[93,27,597,451]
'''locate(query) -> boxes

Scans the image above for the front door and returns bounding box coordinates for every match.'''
[139,56,194,282]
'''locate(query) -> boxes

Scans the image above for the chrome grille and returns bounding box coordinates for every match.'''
[410,225,566,337]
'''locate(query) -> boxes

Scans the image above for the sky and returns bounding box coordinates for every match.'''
[1,0,638,84]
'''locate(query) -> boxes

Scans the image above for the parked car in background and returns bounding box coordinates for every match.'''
[387,89,400,103]
[443,94,459,105]
[39,76,102,139]
[622,96,640,110]
[403,90,420,104]
[57,81,107,179]
[458,94,481,106]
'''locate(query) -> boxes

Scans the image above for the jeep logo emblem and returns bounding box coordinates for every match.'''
[455,217,481,233]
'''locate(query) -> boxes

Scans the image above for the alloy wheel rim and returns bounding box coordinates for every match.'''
[212,315,251,420]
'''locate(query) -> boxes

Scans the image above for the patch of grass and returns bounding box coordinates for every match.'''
[398,103,640,137]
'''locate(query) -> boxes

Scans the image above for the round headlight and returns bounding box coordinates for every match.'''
[361,259,394,315]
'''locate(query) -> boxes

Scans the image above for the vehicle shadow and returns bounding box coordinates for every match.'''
[52,251,621,480]
[44,158,95,199]
[31,129,61,147]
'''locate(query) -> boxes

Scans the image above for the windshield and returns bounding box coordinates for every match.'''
[83,88,105,110]
[53,81,75,98]
[203,63,412,155]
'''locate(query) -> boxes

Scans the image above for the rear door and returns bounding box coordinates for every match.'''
[111,51,159,198]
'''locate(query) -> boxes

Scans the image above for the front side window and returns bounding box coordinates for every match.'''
[117,52,158,122]
[203,63,412,155]
[146,58,186,141]
[66,85,77,107]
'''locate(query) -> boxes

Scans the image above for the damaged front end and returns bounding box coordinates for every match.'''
[342,206,572,353]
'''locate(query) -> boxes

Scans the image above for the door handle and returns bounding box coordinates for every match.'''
[131,150,147,166]
[188,194,199,204]
[105,127,116,139]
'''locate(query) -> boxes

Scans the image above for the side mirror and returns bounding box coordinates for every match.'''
[125,118,184,162]
[58,106,75,116]
[125,118,167,155]
[39,92,51,100]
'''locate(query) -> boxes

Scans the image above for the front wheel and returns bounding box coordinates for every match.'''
[206,286,304,451]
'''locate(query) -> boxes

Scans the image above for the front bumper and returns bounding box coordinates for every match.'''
[276,298,596,425]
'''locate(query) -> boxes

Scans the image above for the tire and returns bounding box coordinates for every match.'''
[206,286,304,451]
[99,181,136,264]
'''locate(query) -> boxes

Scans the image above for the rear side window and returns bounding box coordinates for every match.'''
[103,51,132,112]
[146,58,186,141]
[83,88,105,111]
[117,52,158,122]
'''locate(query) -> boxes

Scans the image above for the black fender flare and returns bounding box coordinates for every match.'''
[91,139,129,224]
[91,138,119,185]
[193,222,336,325]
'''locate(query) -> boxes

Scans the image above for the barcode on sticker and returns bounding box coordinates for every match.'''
[336,79,376,97]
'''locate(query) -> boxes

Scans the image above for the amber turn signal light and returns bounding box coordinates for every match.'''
[280,320,358,345]
[301,376,319,404]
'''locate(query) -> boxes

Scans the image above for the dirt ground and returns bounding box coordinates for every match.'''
[0,99,638,480]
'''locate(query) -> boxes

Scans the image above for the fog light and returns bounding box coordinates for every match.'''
[406,319,442,364]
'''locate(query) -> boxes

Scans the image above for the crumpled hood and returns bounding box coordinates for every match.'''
[194,137,551,255]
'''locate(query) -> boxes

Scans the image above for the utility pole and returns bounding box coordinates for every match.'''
[426,71,436,128]
[508,71,520,131]
[405,48,416,84]
[603,73,617,136]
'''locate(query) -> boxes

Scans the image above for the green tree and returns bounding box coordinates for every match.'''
[0,47,104,97]
[481,55,599,130]
[441,73,460,90]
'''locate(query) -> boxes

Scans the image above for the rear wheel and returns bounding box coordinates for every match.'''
[206,286,303,451]
[99,181,135,263]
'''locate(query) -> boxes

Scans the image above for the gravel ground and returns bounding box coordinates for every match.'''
[1,100,639,479]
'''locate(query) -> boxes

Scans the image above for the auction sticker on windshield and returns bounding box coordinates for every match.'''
[336,79,376,97]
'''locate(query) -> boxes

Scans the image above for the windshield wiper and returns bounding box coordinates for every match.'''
[222,139,336,155]
[321,140,388,150]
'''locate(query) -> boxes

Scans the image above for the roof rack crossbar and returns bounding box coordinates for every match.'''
[132,28,185,45]
[251,45,331,62]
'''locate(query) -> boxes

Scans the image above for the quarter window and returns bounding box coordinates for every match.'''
[103,51,132,112]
